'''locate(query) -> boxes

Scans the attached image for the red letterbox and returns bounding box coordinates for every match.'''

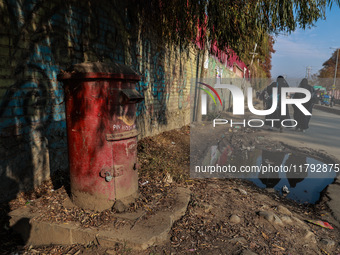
[58,62,143,211]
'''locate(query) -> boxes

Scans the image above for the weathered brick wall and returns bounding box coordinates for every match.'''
[0,0,246,200]
[134,42,197,137]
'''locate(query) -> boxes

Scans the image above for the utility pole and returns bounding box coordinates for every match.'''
[330,47,339,93]
[334,48,339,91]
[249,43,258,68]
[246,43,257,90]
[306,66,312,80]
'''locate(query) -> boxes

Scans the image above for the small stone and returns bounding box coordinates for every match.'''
[258,211,282,225]
[258,211,274,222]
[320,238,335,247]
[281,216,293,224]
[277,205,292,216]
[237,188,247,195]
[240,249,258,255]
[304,230,317,243]
[113,200,126,213]
[230,214,241,224]
[273,215,283,226]
[229,237,247,244]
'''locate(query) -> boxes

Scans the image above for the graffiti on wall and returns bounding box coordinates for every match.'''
[136,39,151,117]
[0,0,136,199]
[0,0,195,199]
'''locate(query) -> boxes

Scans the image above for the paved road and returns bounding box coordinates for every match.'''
[267,108,340,160]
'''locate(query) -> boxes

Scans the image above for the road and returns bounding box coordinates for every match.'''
[267,108,340,160]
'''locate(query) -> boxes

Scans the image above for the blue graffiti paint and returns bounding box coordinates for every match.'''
[136,39,151,117]
[178,66,188,109]
[151,51,167,112]
[152,64,165,102]
[1,2,67,140]
[136,69,150,117]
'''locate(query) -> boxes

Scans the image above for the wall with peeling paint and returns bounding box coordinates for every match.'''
[0,0,249,200]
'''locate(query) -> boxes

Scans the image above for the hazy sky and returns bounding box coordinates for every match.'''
[271,6,340,80]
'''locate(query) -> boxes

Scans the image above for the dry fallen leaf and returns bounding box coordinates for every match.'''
[272,244,285,251]
[262,231,269,240]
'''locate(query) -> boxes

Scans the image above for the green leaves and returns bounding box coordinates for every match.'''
[131,0,338,58]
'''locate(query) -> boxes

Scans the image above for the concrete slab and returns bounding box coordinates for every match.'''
[9,187,191,250]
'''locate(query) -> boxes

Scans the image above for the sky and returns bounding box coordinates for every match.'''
[271,6,340,83]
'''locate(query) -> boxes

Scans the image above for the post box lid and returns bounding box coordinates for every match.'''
[57,62,140,81]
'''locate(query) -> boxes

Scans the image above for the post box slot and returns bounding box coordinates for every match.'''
[106,129,139,141]
[120,89,144,104]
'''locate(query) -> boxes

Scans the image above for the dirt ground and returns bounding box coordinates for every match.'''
[1,125,340,255]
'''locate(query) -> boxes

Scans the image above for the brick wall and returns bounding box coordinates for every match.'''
[0,0,248,200]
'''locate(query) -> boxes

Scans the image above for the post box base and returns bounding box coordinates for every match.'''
[71,189,139,212]
[71,189,115,212]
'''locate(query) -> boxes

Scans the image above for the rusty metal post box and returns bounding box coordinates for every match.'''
[58,62,143,211]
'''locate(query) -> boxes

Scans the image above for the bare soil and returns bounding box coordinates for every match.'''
[1,125,340,255]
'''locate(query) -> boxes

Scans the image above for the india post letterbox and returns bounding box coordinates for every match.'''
[58,62,143,211]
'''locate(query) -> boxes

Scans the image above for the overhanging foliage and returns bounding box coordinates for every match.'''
[130,0,338,58]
